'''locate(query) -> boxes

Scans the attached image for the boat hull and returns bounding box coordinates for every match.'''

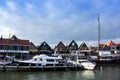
[81,62,96,70]
[15,61,64,66]
[0,61,12,65]
[91,59,120,64]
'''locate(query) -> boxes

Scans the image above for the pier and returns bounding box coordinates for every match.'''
[0,65,83,71]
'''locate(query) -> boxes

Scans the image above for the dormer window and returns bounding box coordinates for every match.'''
[12,38,14,40]
[44,43,46,46]
[72,42,75,46]
[11,35,18,40]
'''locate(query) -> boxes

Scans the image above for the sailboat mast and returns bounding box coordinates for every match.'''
[98,13,100,50]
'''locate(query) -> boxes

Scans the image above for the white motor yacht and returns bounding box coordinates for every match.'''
[77,57,96,70]
[65,56,96,70]
[14,54,64,66]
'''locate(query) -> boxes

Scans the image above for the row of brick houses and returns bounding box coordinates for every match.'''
[0,35,120,59]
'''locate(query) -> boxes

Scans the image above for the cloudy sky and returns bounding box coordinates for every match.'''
[0,0,120,47]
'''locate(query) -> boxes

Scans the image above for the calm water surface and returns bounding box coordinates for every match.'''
[0,65,120,80]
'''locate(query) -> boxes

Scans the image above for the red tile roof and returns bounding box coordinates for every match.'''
[0,39,29,45]
[106,40,115,46]
[99,44,106,49]
[0,35,30,45]
[116,43,120,46]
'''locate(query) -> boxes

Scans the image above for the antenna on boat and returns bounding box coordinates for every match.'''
[98,13,100,51]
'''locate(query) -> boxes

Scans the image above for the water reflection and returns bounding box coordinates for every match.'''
[95,65,120,80]
[0,65,120,80]
[81,70,95,80]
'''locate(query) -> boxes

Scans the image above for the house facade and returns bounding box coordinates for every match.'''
[38,42,52,55]
[0,35,30,59]
[54,41,68,54]
[67,40,78,54]
[29,42,38,57]
[79,42,92,56]
[99,40,120,53]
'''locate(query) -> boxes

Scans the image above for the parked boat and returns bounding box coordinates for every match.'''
[77,56,96,70]
[92,14,120,64]
[89,51,120,64]
[0,55,14,65]
[65,58,82,67]
[14,54,64,66]
[66,56,96,70]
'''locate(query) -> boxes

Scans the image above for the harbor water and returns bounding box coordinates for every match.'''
[0,64,120,80]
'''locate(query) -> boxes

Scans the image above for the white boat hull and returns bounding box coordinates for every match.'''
[0,61,12,65]
[81,62,96,70]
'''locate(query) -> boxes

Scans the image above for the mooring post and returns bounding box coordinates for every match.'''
[65,64,68,71]
[74,65,77,71]
[3,64,6,72]
[29,63,31,71]
[54,64,56,71]
[17,64,19,71]
[42,65,44,71]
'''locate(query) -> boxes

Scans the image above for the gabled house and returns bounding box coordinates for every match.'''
[79,42,91,56]
[29,42,38,56]
[106,40,117,51]
[79,42,89,50]
[0,35,30,59]
[54,41,68,54]
[67,40,78,54]
[99,40,116,51]
[99,40,120,54]
[38,42,52,55]
[99,44,111,51]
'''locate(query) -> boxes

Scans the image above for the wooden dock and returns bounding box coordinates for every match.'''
[0,65,83,71]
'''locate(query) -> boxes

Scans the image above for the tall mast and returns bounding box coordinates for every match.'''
[98,13,100,50]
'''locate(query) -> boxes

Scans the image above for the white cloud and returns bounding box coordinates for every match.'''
[44,1,60,18]
[0,0,120,47]
[25,3,33,10]
[0,8,9,18]
[6,1,17,11]
[0,25,16,38]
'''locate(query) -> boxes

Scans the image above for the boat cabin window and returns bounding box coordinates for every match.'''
[34,58,37,61]
[55,59,61,62]
[55,59,59,62]
[40,58,42,61]
[46,59,54,62]
[5,57,10,61]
